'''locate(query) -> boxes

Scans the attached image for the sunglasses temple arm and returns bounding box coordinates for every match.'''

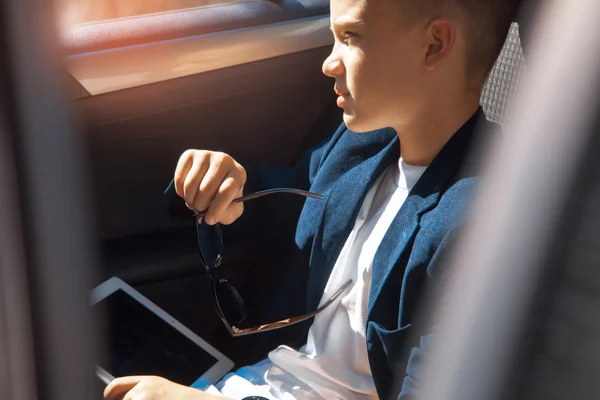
[230,279,352,337]
[195,189,324,218]
[233,189,324,203]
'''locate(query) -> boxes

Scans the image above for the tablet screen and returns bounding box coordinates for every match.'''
[95,289,219,386]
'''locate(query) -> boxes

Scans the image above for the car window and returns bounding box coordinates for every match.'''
[57,0,241,27]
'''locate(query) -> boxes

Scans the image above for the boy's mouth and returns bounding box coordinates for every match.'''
[334,88,349,97]
[335,91,349,108]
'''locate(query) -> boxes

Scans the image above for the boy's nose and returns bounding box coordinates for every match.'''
[322,53,344,78]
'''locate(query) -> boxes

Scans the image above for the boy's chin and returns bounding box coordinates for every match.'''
[343,113,384,133]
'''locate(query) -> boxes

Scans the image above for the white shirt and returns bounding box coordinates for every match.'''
[210,159,427,400]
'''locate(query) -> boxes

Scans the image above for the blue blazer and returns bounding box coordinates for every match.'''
[166,108,495,399]
[264,108,495,399]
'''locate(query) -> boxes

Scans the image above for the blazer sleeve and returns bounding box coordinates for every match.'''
[162,124,347,244]
[397,228,462,399]
[398,332,435,399]
[245,122,347,244]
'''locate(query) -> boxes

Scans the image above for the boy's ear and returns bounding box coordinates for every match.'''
[423,18,456,71]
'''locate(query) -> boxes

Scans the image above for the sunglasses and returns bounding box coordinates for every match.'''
[194,188,352,337]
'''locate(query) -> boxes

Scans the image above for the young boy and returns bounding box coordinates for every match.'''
[104,0,521,399]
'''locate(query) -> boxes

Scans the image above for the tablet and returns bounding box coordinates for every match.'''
[92,277,234,387]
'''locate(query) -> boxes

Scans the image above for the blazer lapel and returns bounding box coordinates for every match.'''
[366,177,439,322]
[306,134,400,311]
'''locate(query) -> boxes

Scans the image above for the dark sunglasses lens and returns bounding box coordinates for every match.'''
[215,280,246,325]
[196,222,223,267]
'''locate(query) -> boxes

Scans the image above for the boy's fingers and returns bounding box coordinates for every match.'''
[218,187,245,225]
[192,163,228,213]
[174,151,246,221]
[182,160,209,209]
[174,151,194,198]
[104,376,144,400]
[205,175,243,225]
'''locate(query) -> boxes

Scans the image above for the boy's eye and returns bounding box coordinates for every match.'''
[342,31,358,44]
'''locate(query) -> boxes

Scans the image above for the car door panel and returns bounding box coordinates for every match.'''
[65,3,340,367]
[79,46,337,243]
[67,16,331,94]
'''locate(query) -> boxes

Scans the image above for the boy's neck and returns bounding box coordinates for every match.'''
[395,91,481,166]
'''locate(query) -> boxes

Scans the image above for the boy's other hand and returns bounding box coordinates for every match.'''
[174,150,246,225]
[104,376,228,400]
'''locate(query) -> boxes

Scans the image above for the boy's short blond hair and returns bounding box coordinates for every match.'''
[402,0,522,80]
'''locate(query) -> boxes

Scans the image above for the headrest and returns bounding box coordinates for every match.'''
[516,0,540,58]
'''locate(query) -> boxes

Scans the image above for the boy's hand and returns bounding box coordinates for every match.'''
[104,376,228,400]
[174,150,246,225]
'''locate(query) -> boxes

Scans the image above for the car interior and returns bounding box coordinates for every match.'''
[69,1,344,370]
[6,0,600,399]
[68,0,528,372]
